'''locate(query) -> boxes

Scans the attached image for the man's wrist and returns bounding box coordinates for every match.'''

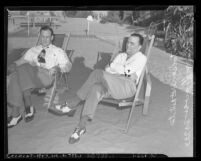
[60,68,66,73]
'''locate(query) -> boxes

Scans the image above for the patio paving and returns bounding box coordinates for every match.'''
[6,17,194,156]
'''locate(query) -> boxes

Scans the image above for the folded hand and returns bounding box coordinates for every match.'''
[49,66,60,75]
[130,73,138,82]
[29,61,37,66]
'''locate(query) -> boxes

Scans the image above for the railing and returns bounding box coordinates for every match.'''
[9,15,61,36]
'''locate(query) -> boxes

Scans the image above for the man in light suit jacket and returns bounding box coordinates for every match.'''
[49,33,147,144]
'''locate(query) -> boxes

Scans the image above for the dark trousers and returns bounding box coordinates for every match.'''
[7,63,52,116]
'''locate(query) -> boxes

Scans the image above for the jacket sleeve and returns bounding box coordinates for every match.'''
[56,48,72,73]
[23,48,35,62]
[15,48,35,66]
[109,54,125,74]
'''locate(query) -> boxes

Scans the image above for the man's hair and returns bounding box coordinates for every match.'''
[40,25,54,36]
[130,33,144,46]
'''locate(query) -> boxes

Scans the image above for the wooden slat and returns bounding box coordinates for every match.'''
[143,67,152,115]
[47,33,72,107]
[124,35,155,133]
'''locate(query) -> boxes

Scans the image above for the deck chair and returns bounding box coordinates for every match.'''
[7,32,74,109]
[37,32,74,109]
[97,34,155,133]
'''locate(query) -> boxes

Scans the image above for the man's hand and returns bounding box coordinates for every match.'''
[105,65,118,74]
[29,61,37,66]
[105,65,110,72]
[49,67,57,76]
[49,66,60,75]
[8,63,17,74]
[130,73,138,83]
[60,68,66,73]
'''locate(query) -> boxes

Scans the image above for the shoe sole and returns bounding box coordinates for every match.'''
[25,115,34,123]
[8,116,23,128]
[68,129,86,144]
[48,108,76,117]
[69,137,80,144]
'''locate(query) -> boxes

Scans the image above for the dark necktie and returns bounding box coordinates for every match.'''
[38,49,46,63]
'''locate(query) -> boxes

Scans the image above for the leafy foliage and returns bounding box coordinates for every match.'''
[64,11,92,18]
[64,11,77,17]
[100,11,122,24]
[164,6,194,59]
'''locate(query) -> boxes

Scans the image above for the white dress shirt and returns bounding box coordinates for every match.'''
[105,51,147,84]
[22,44,72,73]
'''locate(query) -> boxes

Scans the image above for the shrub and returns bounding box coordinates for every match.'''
[164,6,194,59]
[100,11,122,24]
[65,11,77,17]
[75,11,92,18]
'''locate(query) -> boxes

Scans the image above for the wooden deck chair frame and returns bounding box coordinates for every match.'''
[47,32,74,109]
[7,31,73,109]
[97,34,155,133]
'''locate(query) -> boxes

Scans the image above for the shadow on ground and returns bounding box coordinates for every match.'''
[67,57,93,94]
[93,52,112,70]
[7,48,28,67]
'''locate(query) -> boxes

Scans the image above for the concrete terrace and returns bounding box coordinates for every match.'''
[7,17,194,156]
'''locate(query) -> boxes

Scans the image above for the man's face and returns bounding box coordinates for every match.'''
[40,30,53,47]
[126,36,141,56]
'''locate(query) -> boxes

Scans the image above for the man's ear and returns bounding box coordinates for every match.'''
[138,45,142,51]
[51,35,54,41]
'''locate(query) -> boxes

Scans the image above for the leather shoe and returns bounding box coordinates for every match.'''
[8,115,22,128]
[48,102,76,117]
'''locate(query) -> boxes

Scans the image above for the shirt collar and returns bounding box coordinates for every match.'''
[126,51,141,61]
[40,44,52,50]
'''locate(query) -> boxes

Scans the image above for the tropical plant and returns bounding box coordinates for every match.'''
[164,6,194,59]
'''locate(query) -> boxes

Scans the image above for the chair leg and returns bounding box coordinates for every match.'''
[47,75,57,109]
[124,100,137,133]
[64,73,69,91]
[96,52,100,64]
[143,74,152,115]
